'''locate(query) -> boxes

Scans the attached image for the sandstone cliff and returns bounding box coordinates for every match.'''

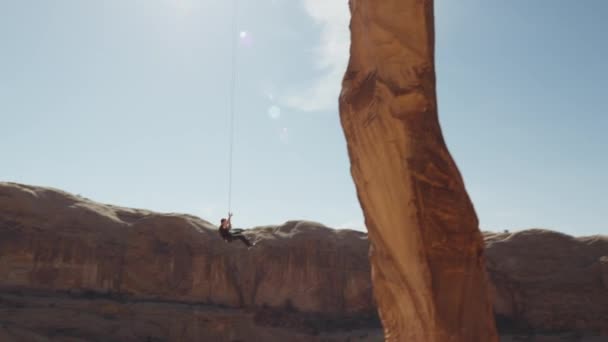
[0,182,371,314]
[1,182,607,342]
[486,230,608,335]
[0,182,378,341]
[339,1,497,340]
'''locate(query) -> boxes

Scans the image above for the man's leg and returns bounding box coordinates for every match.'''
[235,235,252,247]
[222,233,233,243]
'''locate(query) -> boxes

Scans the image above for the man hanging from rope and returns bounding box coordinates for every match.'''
[218,212,254,248]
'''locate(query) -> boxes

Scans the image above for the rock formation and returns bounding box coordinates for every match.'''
[339,1,498,341]
[1,182,607,341]
[0,183,608,342]
[0,292,383,342]
[0,182,378,341]
[485,230,608,334]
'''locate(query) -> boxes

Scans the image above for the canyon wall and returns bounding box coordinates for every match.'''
[0,183,372,316]
[1,182,607,341]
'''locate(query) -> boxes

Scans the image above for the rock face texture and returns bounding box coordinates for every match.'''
[1,182,607,341]
[0,182,378,341]
[0,293,383,342]
[339,1,498,341]
[485,230,608,334]
[0,292,386,342]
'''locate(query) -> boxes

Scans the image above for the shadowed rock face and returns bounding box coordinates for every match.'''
[339,0,498,340]
[0,293,383,342]
[486,230,608,334]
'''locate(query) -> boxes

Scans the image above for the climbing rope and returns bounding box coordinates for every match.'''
[227,0,239,214]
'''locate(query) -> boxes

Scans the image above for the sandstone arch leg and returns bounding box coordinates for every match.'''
[339,1,499,341]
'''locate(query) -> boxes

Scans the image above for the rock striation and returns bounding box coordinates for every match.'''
[0,182,607,341]
[0,182,378,341]
[0,182,372,315]
[339,0,497,340]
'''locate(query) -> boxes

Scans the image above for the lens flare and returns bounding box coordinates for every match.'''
[238,30,254,47]
[268,105,281,119]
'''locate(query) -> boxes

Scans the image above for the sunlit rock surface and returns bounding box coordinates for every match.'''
[1,182,606,341]
[0,182,378,341]
[339,0,498,340]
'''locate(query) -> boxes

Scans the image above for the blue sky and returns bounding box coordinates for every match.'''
[1,0,606,236]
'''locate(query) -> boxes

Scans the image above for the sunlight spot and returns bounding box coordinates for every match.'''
[239,30,254,47]
[268,105,281,119]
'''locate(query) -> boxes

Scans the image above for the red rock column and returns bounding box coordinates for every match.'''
[339,1,498,341]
